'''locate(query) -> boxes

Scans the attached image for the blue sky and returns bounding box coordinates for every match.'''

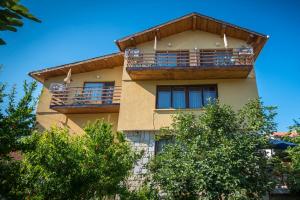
[0,0,299,131]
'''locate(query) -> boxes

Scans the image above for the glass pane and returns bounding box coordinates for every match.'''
[178,52,189,67]
[189,89,203,108]
[156,52,177,67]
[84,83,104,101]
[155,138,174,154]
[203,87,217,105]
[157,89,171,109]
[215,51,233,66]
[172,89,186,109]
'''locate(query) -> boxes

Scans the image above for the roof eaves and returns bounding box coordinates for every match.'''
[29,52,123,76]
[115,12,269,51]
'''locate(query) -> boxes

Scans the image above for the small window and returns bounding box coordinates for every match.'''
[155,137,174,154]
[157,87,171,109]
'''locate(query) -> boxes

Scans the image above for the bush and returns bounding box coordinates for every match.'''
[20,120,139,199]
[149,99,276,200]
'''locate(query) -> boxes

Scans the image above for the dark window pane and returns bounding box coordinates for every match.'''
[155,138,174,154]
[203,87,217,105]
[157,88,171,109]
[189,88,203,108]
[172,88,186,109]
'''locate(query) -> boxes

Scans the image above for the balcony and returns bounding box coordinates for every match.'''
[50,86,121,114]
[126,48,254,80]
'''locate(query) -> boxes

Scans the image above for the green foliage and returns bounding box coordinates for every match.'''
[19,120,139,199]
[149,99,276,200]
[122,184,159,200]
[0,0,41,44]
[278,120,300,193]
[0,81,37,199]
[0,81,37,155]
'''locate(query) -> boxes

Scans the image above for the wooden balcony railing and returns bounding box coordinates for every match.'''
[50,86,121,113]
[127,48,254,68]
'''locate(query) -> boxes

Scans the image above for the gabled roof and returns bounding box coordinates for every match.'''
[115,12,269,58]
[29,52,124,83]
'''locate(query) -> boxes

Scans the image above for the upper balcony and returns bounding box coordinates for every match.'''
[50,85,121,114]
[126,48,254,80]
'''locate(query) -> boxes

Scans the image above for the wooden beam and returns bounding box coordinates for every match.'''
[155,28,161,40]
[220,24,226,37]
[192,16,197,30]
[130,37,136,46]
[246,34,255,44]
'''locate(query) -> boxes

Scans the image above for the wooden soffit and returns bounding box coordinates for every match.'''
[29,52,124,83]
[115,12,269,59]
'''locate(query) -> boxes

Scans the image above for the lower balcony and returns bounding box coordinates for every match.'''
[126,48,254,80]
[50,86,121,114]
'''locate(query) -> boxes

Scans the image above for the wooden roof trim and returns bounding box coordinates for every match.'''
[29,52,124,82]
[115,12,268,51]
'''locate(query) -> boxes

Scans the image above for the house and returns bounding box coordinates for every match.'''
[29,12,268,184]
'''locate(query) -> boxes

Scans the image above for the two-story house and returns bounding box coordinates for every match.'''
[29,12,268,184]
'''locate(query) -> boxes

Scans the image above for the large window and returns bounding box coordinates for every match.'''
[156,51,189,67]
[156,85,217,109]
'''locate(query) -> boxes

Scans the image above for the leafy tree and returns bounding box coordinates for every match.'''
[20,120,139,199]
[0,81,37,199]
[0,0,41,45]
[280,120,300,193]
[0,81,37,155]
[149,99,276,200]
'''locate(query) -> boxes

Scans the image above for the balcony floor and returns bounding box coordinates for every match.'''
[50,103,120,114]
[126,65,253,80]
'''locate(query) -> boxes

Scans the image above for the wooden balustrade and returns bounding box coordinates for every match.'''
[126,48,254,68]
[49,86,121,113]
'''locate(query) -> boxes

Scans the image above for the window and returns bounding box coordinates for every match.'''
[189,87,203,108]
[155,137,174,154]
[83,82,114,104]
[157,87,171,109]
[172,87,186,109]
[156,85,217,109]
[203,86,217,105]
[199,49,233,67]
[156,51,189,67]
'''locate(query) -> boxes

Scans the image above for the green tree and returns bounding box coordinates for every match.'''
[20,120,139,199]
[0,81,37,199]
[149,99,276,200]
[0,0,41,45]
[281,120,300,193]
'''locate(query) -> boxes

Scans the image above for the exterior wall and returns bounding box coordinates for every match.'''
[118,79,258,131]
[118,30,258,131]
[125,131,155,188]
[36,66,123,133]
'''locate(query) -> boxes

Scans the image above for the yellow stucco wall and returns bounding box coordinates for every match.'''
[117,78,258,131]
[117,30,258,131]
[36,66,123,133]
